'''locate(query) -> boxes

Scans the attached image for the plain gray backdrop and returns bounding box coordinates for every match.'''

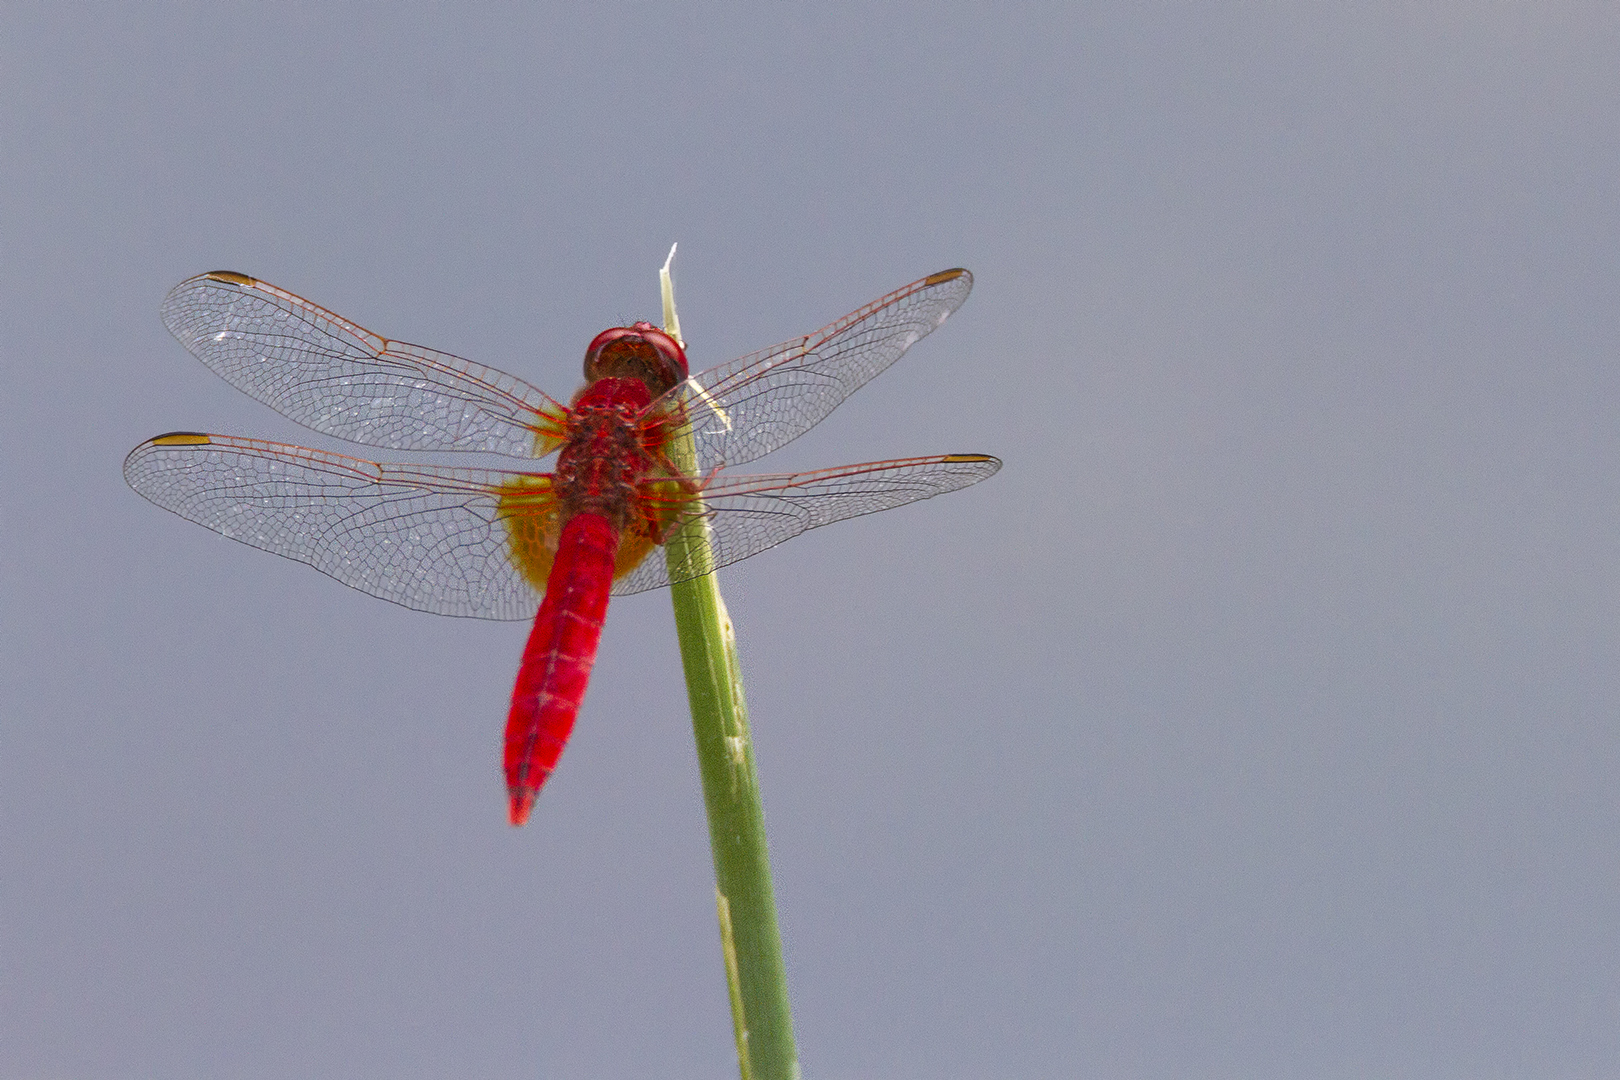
[5,4,1619,1078]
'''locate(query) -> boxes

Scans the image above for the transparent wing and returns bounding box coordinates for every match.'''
[161,272,569,457]
[657,269,974,471]
[124,433,549,620]
[126,436,999,610]
[611,453,1002,595]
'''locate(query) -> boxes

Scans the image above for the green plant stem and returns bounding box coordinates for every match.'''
[661,250,800,1080]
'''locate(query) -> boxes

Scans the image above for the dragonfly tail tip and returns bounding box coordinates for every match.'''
[508,791,536,827]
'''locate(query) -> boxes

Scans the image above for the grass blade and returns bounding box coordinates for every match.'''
[662,249,800,1080]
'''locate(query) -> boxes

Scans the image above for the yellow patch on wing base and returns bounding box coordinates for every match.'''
[530,404,571,458]
[494,477,563,593]
[616,477,697,579]
[613,526,658,579]
[496,476,699,593]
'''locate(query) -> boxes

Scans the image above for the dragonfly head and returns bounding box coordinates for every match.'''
[583,322,688,396]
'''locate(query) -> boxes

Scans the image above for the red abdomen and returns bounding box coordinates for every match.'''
[504,511,621,826]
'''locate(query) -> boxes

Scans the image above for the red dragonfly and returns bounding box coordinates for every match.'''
[125,268,999,825]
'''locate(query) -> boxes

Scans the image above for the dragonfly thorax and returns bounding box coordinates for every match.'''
[553,377,662,531]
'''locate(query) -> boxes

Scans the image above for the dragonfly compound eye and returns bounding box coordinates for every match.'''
[583,322,688,395]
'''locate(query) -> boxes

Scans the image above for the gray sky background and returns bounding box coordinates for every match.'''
[5,5,1619,1078]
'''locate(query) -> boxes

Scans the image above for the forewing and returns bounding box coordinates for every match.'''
[161,272,569,457]
[124,433,548,620]
[611,453,1001,595]
[658,269,974,471]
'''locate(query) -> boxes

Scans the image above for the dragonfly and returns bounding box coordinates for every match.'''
[125,268,1000,825]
